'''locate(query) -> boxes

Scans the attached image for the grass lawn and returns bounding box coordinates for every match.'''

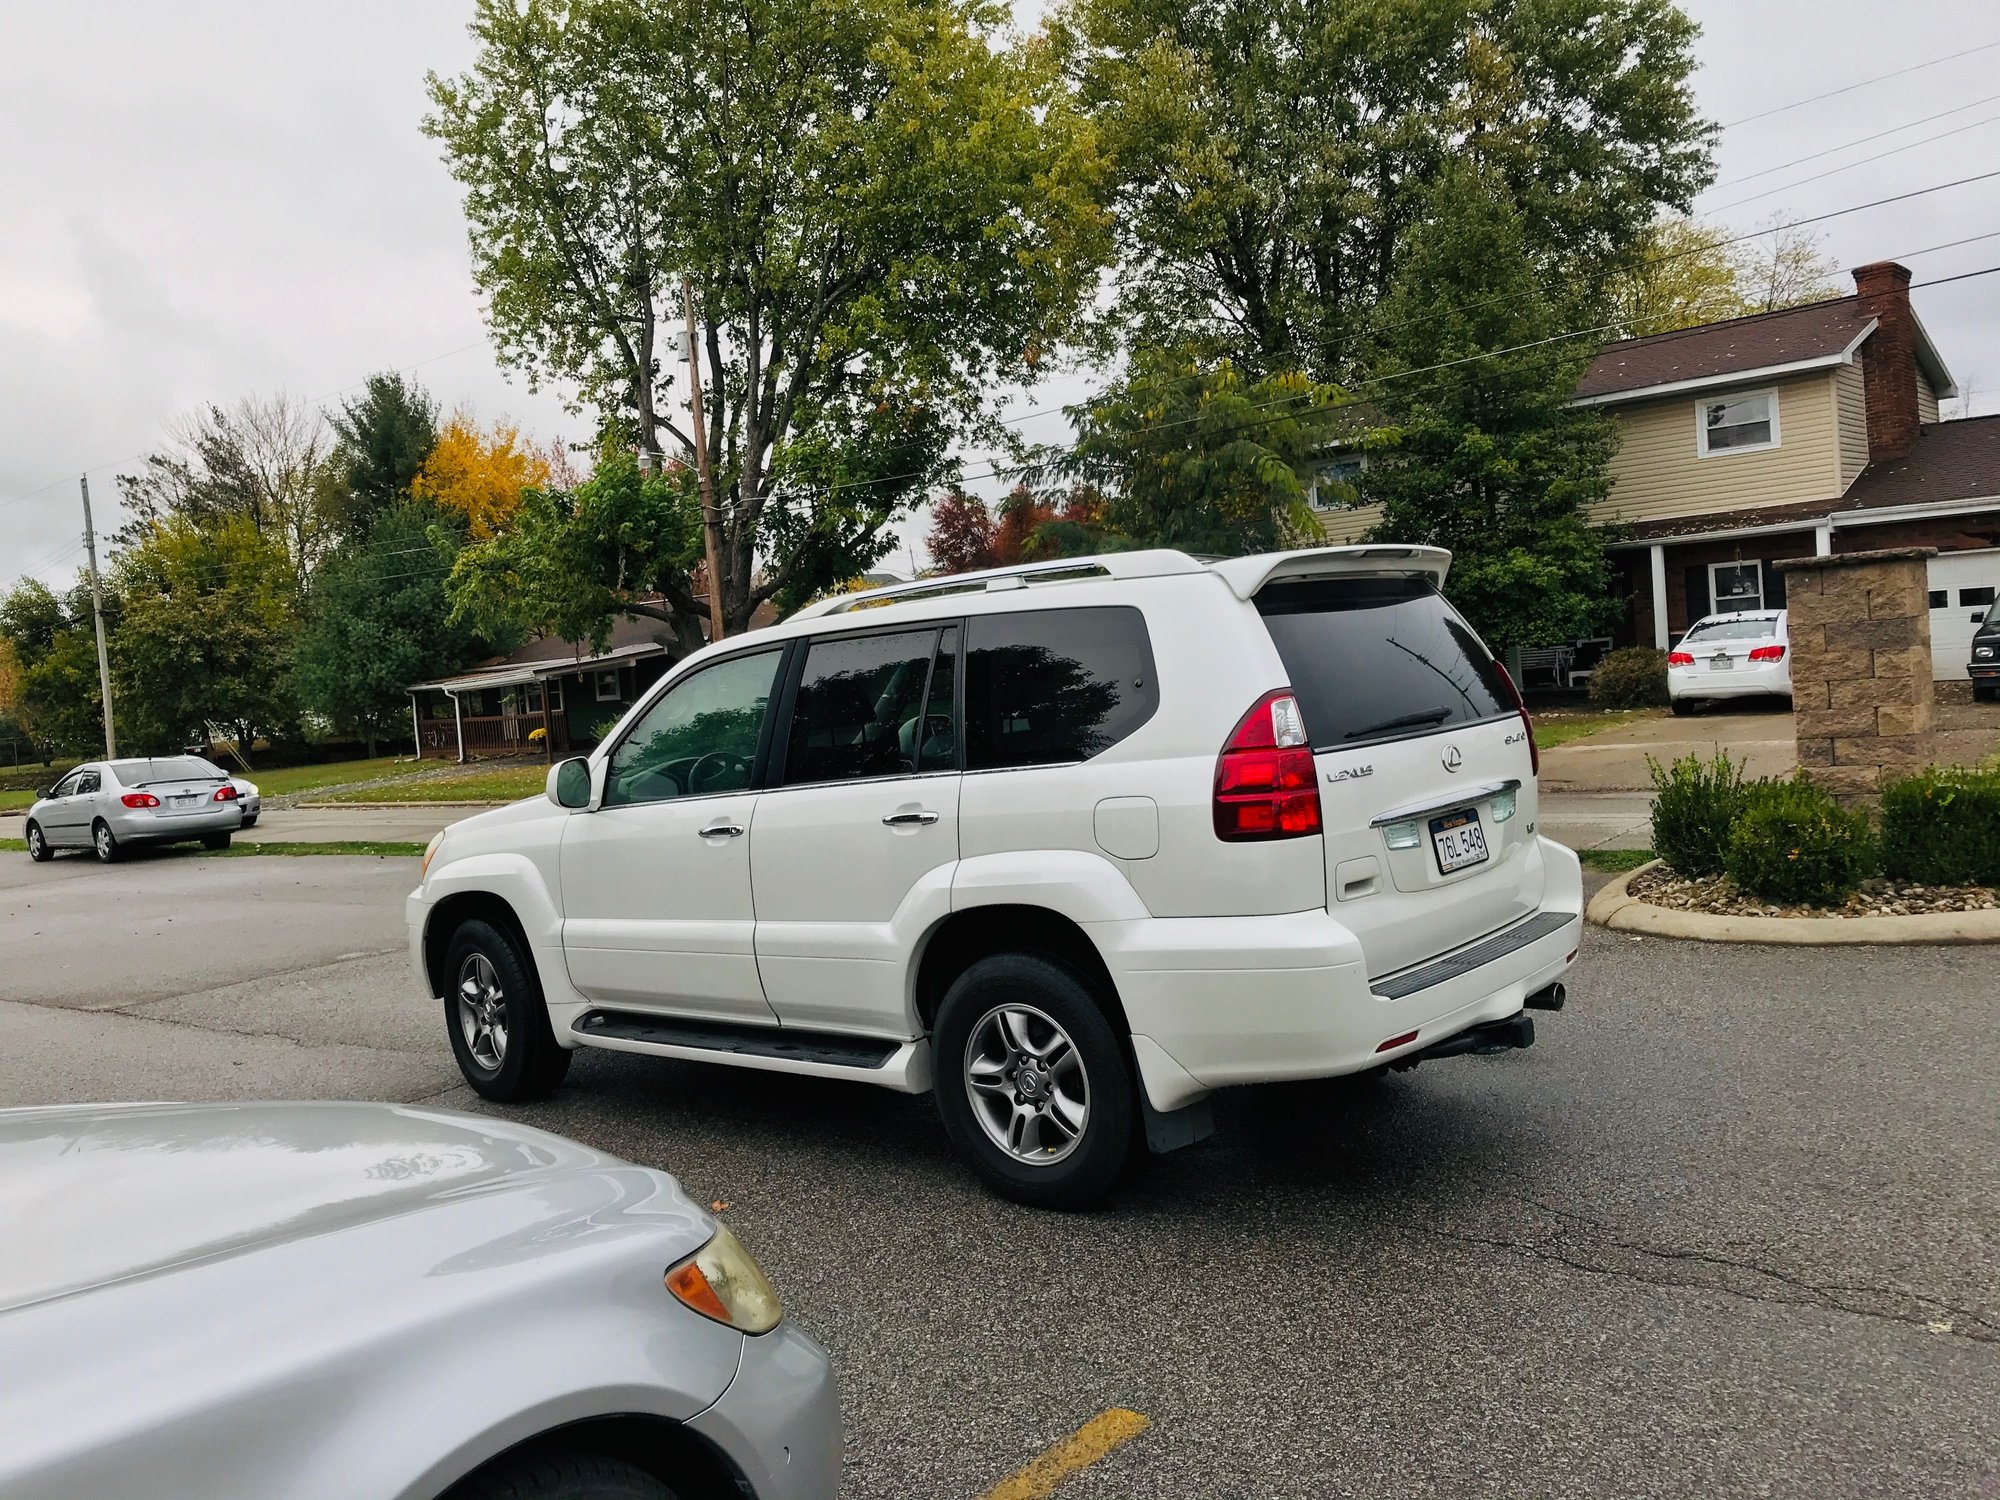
[1577,847,1655,872]
[322,766,547,804]
[247,756,421,796]
[0,789,32,811]
[1532,707,1664,752]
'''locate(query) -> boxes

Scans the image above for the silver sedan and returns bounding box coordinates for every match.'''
[0,1101,840,1500]
[23,755,244,862]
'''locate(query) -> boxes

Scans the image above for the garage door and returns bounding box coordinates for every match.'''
[1927,549,2000,680]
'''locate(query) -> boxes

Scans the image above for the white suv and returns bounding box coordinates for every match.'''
[410,546,1582,1208]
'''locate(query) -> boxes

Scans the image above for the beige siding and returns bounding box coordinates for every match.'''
[1836,360,1869,491]
[1311,502,1383,544]
[1589,371,1842,526]
[1917,368,1940,424]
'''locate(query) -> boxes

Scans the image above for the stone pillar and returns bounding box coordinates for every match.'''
[1776,547,1937,805]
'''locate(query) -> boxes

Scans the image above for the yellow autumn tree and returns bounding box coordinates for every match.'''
[411,411,551,538]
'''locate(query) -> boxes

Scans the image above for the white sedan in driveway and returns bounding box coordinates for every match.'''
[1668,609,1792,715]
[0,1101,839,1500]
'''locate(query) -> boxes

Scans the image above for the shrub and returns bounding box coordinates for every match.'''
[1588,647,1669,708]
[1724,778,1873,907]
[1879,765,2000,886]
[1648,750,1751,877]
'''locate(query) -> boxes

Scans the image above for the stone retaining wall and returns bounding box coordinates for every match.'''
[1775,547,1937,804]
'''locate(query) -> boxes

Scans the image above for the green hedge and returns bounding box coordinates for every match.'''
[1723,779,1873,907]
[1588,647,1670,708]
[1879,766,2000,885]
[1648,751,1750,878]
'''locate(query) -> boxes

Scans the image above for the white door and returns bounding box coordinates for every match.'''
[559,647,786,1024]
[1925,549,2000,680]
[752,624,960,1033]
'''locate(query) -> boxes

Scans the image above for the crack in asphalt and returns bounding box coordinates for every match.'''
[1421,1194,2000,1344]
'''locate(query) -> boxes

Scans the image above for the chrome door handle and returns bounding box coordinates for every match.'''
[882,810,940,827]
[698,821,745,838]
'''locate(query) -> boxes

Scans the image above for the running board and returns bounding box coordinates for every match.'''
[570,1009,931,1093]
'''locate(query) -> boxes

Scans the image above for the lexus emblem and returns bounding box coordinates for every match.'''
[1441,744,1463,773]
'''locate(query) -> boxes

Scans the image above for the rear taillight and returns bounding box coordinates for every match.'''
[1667,651,1694,666]
[213,785,238,801]
[1748,644,1786,662]
[1494,664,1539,777]
[1214,690,1322,841]
[120,793,159,809]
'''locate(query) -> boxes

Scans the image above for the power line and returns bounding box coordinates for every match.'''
[1708,90,2000,191]
[1720,39,2000,129]
[1912,263,2000,290]
[1706,112,2000,215]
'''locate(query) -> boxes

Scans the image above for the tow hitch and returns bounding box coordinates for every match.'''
[1387,1010,1536,1071]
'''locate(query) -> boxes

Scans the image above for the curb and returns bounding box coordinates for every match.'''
[1586,860,2000,945]
[293,800,513,810]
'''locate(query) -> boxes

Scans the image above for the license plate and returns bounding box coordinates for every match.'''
[1709,654,1733,671]
[1429,808,1489,874]
[170,794,198,808]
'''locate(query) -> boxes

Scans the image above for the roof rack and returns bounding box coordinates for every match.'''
[792,551,1203,619]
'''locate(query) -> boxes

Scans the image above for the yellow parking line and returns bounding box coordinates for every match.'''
[976,1408,1150,1500]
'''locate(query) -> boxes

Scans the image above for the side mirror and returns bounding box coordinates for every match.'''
[547,756,601,811]
[36,787,53,801]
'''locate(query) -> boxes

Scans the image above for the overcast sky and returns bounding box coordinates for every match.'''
[4,0,1998,590]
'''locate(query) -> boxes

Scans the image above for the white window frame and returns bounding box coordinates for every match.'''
[1694,388,1781,458]
[1309,452,1369,510]
[1708,560,1764,615]
[594,669,622,703]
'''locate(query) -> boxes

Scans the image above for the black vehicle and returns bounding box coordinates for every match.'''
[1970,612,2000,701]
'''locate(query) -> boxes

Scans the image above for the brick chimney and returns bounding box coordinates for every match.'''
[1853,260,1920,460]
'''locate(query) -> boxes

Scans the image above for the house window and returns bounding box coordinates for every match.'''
[1696,391,1779,456]
[594,669,622,702]
[1929,590,1949,609]
[1709,561,1763,614]
[546,679,564,711]
[1960,587,1996,608]
[1311,454,1367,508]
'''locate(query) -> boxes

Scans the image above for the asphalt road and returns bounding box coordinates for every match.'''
[3,847,1996,1498]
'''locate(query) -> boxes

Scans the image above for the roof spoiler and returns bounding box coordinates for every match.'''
[1207,545,1452,599]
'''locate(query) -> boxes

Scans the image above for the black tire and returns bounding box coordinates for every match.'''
[239,814,258,828]
[1669,698,1695,717]
[443,916,573,1102]
[1976,683,1998,704]
[445,1449,676,1500]
[91,819,120,863]
[933,952,1137,1210]
[201,832,231,851]
[24,822,53,862]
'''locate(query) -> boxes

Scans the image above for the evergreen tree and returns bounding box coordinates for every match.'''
[328,372,441,530]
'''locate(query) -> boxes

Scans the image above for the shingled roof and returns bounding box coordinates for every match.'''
[1575,297,1873,403]
[1835,412,2000,512]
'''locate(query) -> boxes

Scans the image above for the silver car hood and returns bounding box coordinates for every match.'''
[0,1101,690,1313]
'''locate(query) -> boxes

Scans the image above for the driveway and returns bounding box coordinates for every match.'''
[1540,704,1797,792]
[4,848,1994,1498]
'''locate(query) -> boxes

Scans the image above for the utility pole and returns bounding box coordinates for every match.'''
[681,276,728,644]
[78,475,117,758]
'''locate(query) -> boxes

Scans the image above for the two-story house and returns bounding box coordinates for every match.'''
[1322,260,2000,679]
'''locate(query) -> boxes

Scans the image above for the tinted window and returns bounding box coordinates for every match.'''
[606,649,780,806]
[782,628,936,786]
[1257,578,1512,750]
[111,757,224,785]
[51,772,81,798]
[1682,617,1781,643]
[1961,587,1996,607]
[918,627,959,773]
[964,607,1157,770]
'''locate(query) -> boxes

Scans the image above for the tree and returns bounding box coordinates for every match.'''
[109,518,301,753]
[1057,357,1343,555]
[925,488,1000,574]
[1735,217,1841,314]
[1055,0,1713,377]
[119,394,338,591]
[1359,166,1617,652]
[1609,216,1842,336]
[328,373,440,530]
[0,578,113,758]
[424,0,1112,643]
[293,504,494,756]
[411,412,552,540]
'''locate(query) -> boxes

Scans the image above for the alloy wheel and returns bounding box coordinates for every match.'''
[26,826,44,859]
[94,825,112,860]
[456,952,509,1072]
[963,1003,1090,1165]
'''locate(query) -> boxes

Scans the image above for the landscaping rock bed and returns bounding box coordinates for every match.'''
[1629,865,2000,919]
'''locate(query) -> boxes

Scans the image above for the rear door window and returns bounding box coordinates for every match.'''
[780,628,938,786]
[964,606,1157,770]
[1255,578,1512,750]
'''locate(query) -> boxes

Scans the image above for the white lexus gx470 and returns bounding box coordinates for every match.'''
[411,546,1582,1207]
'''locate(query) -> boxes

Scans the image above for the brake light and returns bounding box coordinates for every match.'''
[213,784,238,801]
[1748,644,1786,662]
[1214,690,1321,841]
[1667,651,1694,666]
[1494,663,1539,777]
[120,792,160,809]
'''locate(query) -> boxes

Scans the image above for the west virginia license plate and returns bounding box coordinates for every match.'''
[1429,808,1489,874]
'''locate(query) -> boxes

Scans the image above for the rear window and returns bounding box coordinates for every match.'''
[110,757,226,785]
[964,606,1158,770]
[1681,617,1780,643]
[1255,578,1513,750]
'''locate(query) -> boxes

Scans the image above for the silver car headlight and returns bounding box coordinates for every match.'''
[666,1222,782,1334]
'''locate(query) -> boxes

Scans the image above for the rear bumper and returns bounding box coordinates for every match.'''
[1094,837,1583,1111]
[686,1323,842,1500]
[112,805,242,841]
[1669,663,1790,700]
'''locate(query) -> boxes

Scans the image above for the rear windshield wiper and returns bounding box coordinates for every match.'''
[1343,706,1452,740]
